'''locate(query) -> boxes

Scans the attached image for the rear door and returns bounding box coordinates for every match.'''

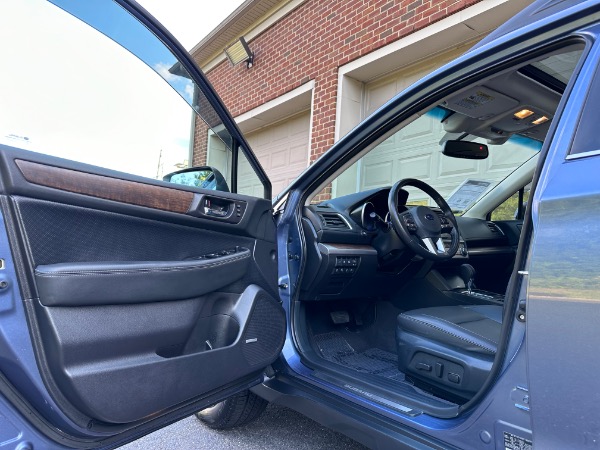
[526,26,600,448]
[0,0,285,447]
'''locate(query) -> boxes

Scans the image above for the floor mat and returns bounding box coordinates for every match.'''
[313,332,405,382]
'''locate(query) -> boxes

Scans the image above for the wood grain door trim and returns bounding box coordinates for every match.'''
[15,159,194,214]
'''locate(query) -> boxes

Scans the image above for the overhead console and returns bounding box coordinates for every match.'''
[439,67,562,145]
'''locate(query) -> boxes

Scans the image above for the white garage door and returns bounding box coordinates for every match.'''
[364,45,471,117]
[335,47,472,199]
[334,42,532,201]
[357,44,528,201]
[239,111,310,197]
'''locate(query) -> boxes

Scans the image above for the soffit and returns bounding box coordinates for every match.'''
[190,0,292,67]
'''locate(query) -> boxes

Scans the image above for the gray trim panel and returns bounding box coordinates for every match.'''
[35,250,250,306]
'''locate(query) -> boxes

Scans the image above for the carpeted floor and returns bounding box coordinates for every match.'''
[313,331,406,382]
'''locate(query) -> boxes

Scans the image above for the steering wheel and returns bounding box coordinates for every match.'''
[387,178,460,261]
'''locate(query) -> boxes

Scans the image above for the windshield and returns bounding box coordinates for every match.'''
[330,107,542,214]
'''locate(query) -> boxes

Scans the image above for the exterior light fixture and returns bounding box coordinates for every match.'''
[225,37,254,68]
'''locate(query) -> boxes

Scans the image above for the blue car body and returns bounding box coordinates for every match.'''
[1,0,600,449]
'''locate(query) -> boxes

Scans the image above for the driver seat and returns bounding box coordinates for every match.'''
[396,305,502,399]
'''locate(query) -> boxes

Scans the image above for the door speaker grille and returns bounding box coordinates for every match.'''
[242,293,286,367]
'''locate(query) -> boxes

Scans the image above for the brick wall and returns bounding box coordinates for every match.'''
[193,0,482,196]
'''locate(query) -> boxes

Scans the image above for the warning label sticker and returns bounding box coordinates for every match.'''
[504,431,533,450]
[446,179,491,212]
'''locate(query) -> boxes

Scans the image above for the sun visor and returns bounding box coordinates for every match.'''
[442,87,519,119]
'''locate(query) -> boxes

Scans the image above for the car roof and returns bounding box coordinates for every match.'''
[470,0,600,52]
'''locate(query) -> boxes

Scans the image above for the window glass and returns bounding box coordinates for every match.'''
[490,187,531,221]
[0,1,192,178]
[323,46,583,212]
[0,0,266,198]
[331,107,541,215]
[238,150,265,198]
[570,56,600,156]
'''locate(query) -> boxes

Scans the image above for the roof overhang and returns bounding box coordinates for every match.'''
[235,81,313,133]
[341,0,536,82]
[190,0,306,72]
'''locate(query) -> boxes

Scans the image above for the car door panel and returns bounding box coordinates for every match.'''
[35,286,282,424]
[34,251,252,306]
[0,149,273,240]
[15,159,196,214]
[0,146,286,426]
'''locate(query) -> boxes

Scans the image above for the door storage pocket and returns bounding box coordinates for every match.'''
[34,285,286,424]
[156,314,240,358]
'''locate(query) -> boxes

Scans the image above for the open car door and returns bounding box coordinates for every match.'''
[0,0,285,447]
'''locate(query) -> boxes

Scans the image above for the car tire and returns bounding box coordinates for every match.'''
[196,390,268,430]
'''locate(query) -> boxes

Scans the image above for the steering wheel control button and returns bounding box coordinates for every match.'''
[439,215,452,230]
[403,214,418,231]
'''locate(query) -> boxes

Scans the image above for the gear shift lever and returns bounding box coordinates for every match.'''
[459,264,476,294]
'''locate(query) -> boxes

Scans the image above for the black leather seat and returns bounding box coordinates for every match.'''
[396,305,503,399]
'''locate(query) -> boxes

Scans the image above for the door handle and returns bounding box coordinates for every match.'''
[188,194,247,224]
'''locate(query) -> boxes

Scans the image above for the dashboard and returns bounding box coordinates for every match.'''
[299,187,518,301]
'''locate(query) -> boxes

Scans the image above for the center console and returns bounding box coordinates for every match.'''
[429,265,505,306]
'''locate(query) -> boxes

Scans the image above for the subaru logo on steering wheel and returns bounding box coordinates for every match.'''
[425,214,434,221]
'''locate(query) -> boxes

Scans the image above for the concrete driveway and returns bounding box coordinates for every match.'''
[121,403,367,449]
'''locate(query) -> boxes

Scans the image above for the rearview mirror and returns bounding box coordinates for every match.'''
[163,166,230,192]
[441,140,488,159]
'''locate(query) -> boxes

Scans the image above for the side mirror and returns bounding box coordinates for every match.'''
[163,166,230,192]
[441,140,489,159]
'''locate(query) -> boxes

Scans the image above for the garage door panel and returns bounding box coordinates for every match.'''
[438,157,480,178]
[362,161,394,190]
[397,154,433,180]
[486,146,532,172]
[359,44,506,199]
[289,143,308,163]
[244,112,310,197]
[272,179,289,195]
[358,45,477,187]
[400,115,440,141]
[270,150,288,169]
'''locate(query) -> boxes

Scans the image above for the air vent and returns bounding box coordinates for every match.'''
[486,222,504,235]
[320,213,350,229]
